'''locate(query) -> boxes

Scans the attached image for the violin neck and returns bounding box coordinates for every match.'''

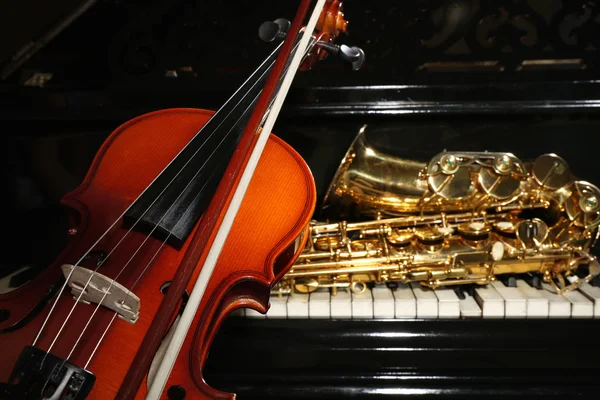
[122,32,308,248]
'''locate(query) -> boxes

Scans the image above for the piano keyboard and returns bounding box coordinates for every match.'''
[234,278,600,319]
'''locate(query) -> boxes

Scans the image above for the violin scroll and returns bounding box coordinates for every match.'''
[305,0,365,70]
[260,1,364,71]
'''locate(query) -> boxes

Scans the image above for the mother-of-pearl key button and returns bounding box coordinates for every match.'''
[434,288,460,318]
[515,280,548,318]
[352,286,373,319]
[410,282,437,318]
[474,285,504,318]
[372,284,395,318]
[392,283,416,318]
[309,289,331,319]
[490,241,504,261]
[491,281,526,318]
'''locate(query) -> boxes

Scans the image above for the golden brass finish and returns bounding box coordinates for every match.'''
[273,126,600,297]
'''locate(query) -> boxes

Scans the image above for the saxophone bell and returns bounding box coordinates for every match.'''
[275,126,600,297]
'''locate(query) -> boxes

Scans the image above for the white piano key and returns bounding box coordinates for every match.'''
[474,285,504,318]
[434,288,460,319]
[561,286,594,318]
[266,295,288,319]
[287,293,309,319]
[309,289,331,319]
[515,280,549,319]
[372,284,395,318]
[491,281,527,318]
[537,283,571,318]
[330,288,352,319]
[392,283,416,318]
[409,283,437,318]
[352,286,373,319]
[459,292,482,318]
[245,308,266,318]
[578,283,600,317]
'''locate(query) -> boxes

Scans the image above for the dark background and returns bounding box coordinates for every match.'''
[3,0,600,277]
[2,2,600,397]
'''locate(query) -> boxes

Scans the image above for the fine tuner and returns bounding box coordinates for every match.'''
[259,18,365,70]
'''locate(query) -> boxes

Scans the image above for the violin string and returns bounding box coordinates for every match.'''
[39,65,272,376]
[85,314,117,370]
[44,37,307,369]
[32,39,287,349]
[146,15,322,397]
[78,41,313,371]
[44,111,235,359]
[65,165,219,362]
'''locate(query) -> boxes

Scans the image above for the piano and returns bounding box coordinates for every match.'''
[2,0,600,398]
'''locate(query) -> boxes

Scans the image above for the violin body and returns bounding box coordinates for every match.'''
[0,108,316,399]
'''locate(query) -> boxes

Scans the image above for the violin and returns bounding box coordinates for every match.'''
[0,1,363,399]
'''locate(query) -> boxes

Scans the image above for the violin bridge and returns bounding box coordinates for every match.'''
[61,264,140,323]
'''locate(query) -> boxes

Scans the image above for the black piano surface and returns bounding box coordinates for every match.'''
[2,1,600,398]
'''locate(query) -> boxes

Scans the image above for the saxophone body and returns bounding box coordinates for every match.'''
[273,126,600,296]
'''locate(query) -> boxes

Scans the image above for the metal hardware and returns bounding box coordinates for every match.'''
[2,346,95,399]
[274,126,600,296]
[258,18,291,43]
[315,42,365,70]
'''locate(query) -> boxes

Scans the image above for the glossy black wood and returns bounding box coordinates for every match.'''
[3,1,600,399]
[203,318,600,399]
[4,1,600,121]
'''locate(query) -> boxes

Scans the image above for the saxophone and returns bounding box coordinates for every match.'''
[273,126,600,296]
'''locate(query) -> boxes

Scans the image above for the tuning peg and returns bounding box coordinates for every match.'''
[317,42,365,71]
[258,18,291,43]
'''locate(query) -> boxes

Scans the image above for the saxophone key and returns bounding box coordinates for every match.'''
[415,227,444,243]
[457,221,492,238]
[386,229,414,247]
[494,220,517,236]
[531,153,571,190]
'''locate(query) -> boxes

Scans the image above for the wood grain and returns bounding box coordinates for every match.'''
[0,108,315,399]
